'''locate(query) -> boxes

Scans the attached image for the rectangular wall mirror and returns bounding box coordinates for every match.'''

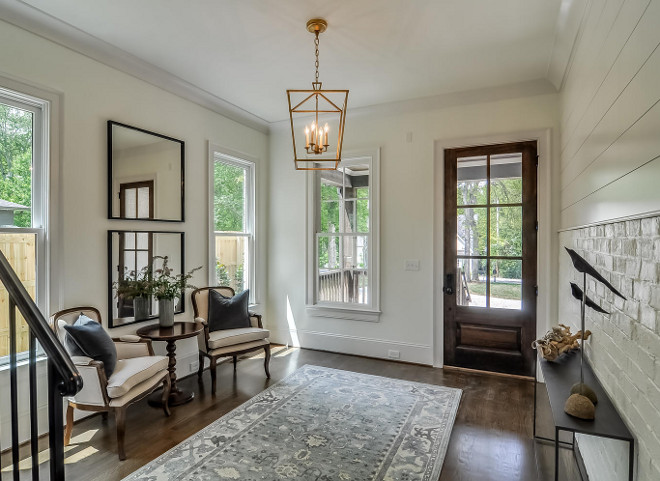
[108,121,184,221]
[107,230,185,328]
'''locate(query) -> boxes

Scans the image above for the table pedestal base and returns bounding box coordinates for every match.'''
[147,388,194,407]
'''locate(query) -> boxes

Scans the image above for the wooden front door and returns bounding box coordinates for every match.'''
[443,141,537,377]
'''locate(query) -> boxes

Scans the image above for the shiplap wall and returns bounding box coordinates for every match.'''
[559,0,660,229]
[557,1,660,480]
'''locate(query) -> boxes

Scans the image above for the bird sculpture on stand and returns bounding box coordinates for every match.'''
[563,247,626,420]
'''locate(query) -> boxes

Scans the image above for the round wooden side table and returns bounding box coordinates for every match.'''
[136,321,203,407]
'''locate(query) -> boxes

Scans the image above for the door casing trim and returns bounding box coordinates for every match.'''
[433,128,555,368]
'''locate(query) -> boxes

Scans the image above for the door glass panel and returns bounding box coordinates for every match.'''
[457,155,487,206]
[457,258,487,307]
[124,232,135,249]
[124,188,136,218]
[137,187,150,218]
[490,153,522,204]
[490,206,522,257]
[136,251,149,271]
[457,207,487,256]
[136,232,149,250]
[490,259,522,310]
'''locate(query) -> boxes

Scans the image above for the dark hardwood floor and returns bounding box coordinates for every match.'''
[2,347,581,480]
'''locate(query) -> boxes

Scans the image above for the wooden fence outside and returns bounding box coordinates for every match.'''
[215,235,246,284]
[0,233,36,357]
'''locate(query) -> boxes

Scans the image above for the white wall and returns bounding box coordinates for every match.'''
[556,0,660,479]
[558,0,660,229]
[267,92,559,366]
[0,18,268,444]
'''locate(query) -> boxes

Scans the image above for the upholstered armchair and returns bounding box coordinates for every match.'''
[191,287,271,393]
[50,307,171,460]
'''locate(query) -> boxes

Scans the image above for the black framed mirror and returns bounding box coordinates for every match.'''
[108,121,184,221]
[107,230,185,328]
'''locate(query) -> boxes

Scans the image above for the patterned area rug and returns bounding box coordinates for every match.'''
[123,365,462,481]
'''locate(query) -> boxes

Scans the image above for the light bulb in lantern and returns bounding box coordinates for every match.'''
[304,127,310,148]
[323,123,329,146]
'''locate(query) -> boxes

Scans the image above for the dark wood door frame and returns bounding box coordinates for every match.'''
[443,141,537,377]
[119,180,154,219]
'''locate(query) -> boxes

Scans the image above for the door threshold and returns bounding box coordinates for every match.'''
[443,364,534,381]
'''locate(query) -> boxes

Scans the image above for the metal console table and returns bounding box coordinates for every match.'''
[534,350,634,481]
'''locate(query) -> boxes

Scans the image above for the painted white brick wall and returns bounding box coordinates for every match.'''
[559,216,660,481]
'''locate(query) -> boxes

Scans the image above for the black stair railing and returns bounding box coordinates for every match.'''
[0,250,82,481]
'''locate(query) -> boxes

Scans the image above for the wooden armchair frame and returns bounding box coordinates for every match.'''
[50,306,171,460]
[191,287,271,393]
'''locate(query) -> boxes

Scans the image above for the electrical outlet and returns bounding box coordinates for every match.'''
[404,259,420,271]
[388,350,400,359]
[190,360,199,373]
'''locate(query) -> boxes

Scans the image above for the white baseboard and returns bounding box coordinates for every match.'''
[271,328,433,365]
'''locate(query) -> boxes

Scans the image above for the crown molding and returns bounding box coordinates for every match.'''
[0,0,270,134]
[1,0,561,135]
[270,78,557,128]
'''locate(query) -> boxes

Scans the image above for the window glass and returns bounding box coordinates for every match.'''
[213,154,253,296]
[315,161,373,307]
[0,93,46,362]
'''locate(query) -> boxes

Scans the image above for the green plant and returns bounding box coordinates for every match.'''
[152,256,202,300]
[216,261,245,293]
[113,265,152,299]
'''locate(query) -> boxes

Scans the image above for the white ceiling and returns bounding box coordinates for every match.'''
[9,0,562,124]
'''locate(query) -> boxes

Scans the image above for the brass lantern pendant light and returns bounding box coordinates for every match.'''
[287,19,349,170]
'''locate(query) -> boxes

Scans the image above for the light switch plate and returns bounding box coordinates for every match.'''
[404,259,420,271]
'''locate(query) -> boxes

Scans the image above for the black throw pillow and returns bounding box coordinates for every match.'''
[63,314,117,378]
[208,289,251,332]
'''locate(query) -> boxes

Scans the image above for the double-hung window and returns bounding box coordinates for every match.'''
[308,151,380,321]
[0,87,48,363]
[210,148,255,299]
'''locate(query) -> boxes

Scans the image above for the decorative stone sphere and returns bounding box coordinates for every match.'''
[564,393,595,420]
[570,382,598,404]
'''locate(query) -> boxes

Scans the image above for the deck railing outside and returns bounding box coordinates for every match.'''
[319,268,368,304]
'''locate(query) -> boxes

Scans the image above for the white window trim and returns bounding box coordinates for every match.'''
[207,143,257,304]
[0,86,50,365]
[306,148,381,321]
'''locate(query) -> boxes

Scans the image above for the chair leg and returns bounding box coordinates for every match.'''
[233,355,237,372]
[210,357,217,394]
[64,404,74,446]
[161,376,171,417]
[197,351,204,380]
[115,408,127,461]
[264,344,271,379]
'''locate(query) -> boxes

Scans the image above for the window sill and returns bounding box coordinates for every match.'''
[0,354,48,372]
[305,305,381,322]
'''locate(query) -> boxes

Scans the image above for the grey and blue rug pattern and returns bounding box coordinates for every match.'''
[123,365,461,481]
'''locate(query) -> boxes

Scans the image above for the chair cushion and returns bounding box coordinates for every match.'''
[208,289,251,332]
[63,315,117,377]
[207,327,270,350]
[106,355,168,398]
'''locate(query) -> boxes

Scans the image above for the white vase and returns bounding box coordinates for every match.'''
[133,296,150,321]
[158,298,174,327]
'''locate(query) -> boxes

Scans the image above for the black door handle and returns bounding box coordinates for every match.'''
[443,273,454,295]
